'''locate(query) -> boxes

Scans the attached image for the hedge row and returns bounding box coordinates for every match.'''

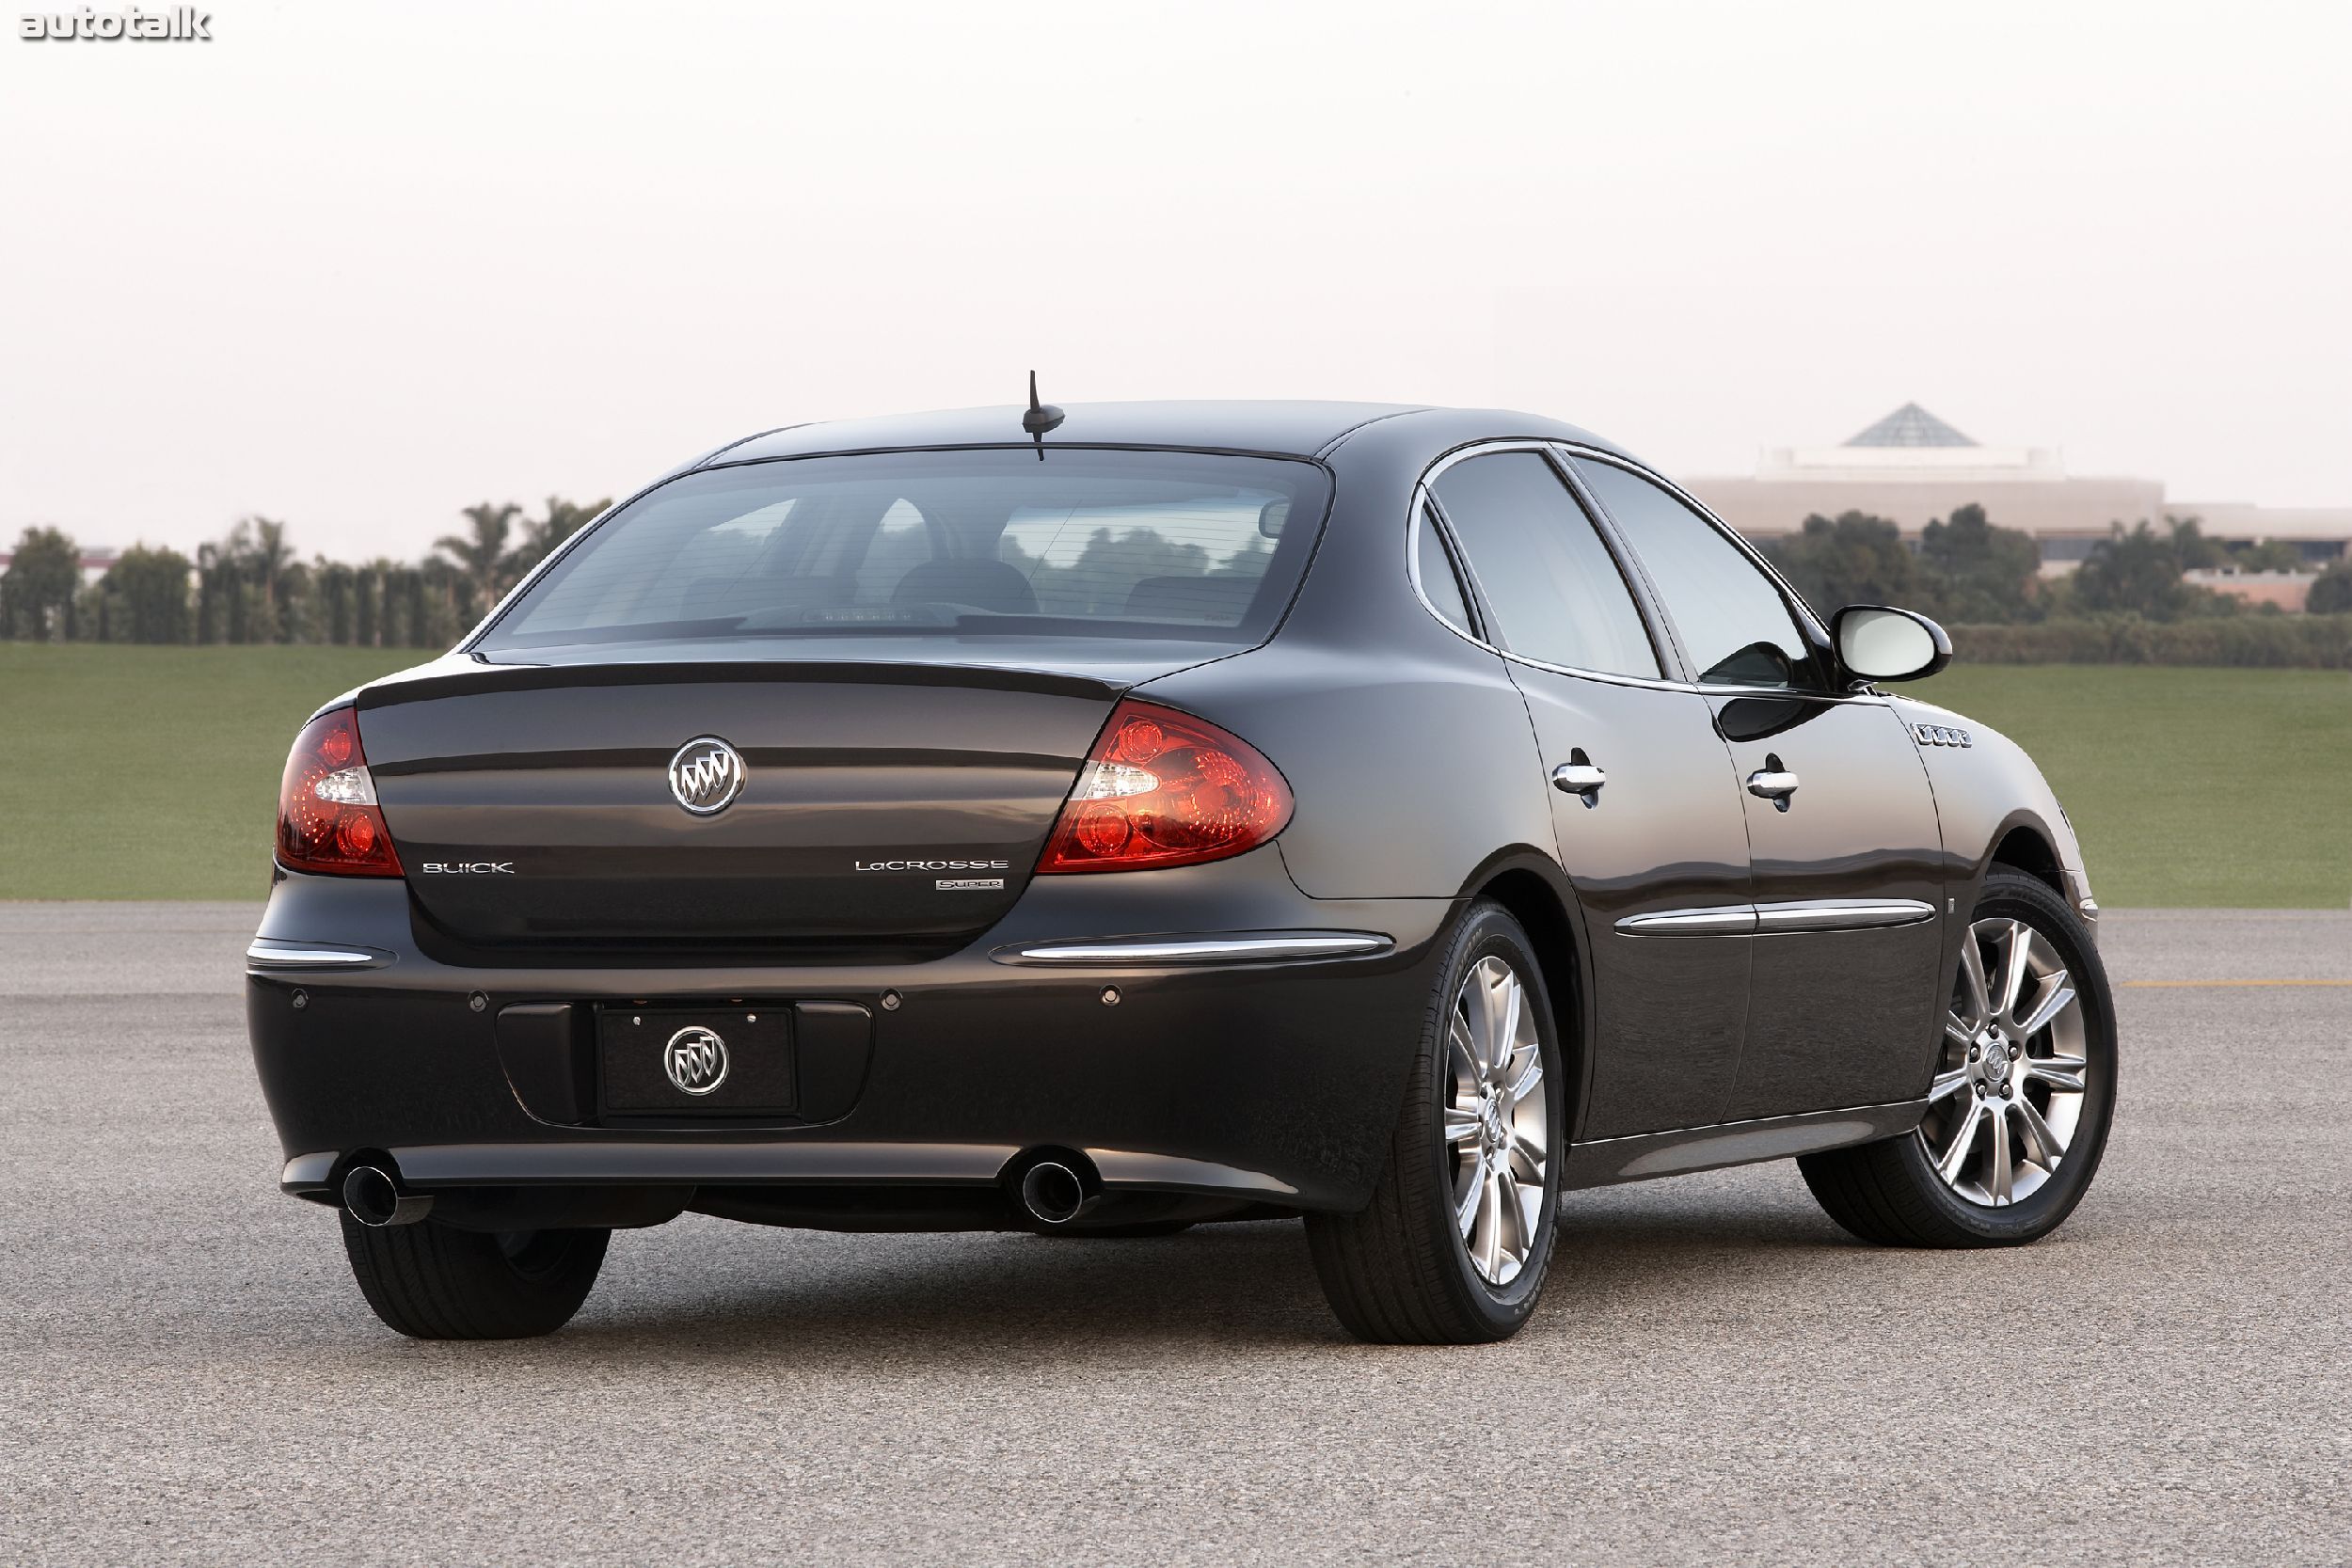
[1948,615,2352,669]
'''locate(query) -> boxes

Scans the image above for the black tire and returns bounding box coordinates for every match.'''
[1799,868,2117,1247]
[1307,900,1565,1344]
[340,1215,610,1339]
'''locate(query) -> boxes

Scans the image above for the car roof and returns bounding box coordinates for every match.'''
[693,400,1631,467]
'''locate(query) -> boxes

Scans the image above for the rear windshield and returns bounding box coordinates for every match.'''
[475,448,1330,651]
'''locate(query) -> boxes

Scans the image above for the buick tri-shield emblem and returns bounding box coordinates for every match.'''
[668,736,746,816]
[663,1026,729,1095]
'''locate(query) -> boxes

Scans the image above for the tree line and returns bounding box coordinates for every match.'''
[0,498,609,645]
[1760,504,2352,624]
[5,494,2349,646]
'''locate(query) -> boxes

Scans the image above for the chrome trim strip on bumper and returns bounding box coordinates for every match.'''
[280,1145,1302,1200]
[997,931,1394,966]
[1613,909,1760,937]
[1616,899,1936,938]
[1752,898,1936,933]
[246,939,389,971]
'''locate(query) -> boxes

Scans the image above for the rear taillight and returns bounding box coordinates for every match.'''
[1038,700,1292,874]
[277,706,402,878]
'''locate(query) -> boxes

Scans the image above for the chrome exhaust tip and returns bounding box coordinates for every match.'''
[342,1164,434,1227]
[1018,1160,1091,1227]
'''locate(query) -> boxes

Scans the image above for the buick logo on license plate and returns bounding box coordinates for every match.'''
[668,736,747,816]
[663,1026,730,1095]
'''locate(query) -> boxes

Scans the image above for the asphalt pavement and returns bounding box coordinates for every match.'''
[2,904,2346,1566]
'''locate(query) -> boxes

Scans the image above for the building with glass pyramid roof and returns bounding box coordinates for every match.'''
[1683,404,2350,578]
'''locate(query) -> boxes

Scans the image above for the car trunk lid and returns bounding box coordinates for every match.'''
[354,655,1178,954]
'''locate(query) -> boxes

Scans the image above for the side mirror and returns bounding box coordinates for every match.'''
[1832,605,1951,682]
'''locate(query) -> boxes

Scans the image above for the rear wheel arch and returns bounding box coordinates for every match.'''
[1470,861,1583,1125]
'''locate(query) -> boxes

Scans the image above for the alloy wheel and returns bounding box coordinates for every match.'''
[1919,915,2091,1207]
[1443,955,1549,1286]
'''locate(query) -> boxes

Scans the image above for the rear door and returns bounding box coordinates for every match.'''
[1570,455,1947,1119]
[1428,449,1754,1138]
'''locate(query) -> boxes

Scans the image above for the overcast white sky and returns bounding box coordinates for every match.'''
[3,0,2347,560]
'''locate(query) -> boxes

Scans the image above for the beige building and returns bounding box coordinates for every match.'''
[1683,404,2352,580]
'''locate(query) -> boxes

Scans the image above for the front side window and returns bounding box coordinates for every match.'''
[1432,451,1660,678]
[478,449,1328,651]
[1574,458,1823,689]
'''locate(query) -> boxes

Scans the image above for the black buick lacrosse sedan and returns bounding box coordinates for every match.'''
[248,399,2116,1343]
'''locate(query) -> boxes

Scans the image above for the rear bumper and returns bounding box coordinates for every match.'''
[250,853,1457,1215]
[278,1141,1301,1201]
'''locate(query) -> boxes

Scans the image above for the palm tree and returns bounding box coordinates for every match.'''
[437,502,521,602]
[242,516,294,641]
[504,495,610,579]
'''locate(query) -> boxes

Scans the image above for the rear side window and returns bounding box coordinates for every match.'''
[480,448,1329,650]
[1415,505,1474,631]
[1572,458,1823,690]
[1432,451,1660,678]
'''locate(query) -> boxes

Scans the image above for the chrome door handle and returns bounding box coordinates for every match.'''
[1746,766,1799,810]
[1551,761,1607,804]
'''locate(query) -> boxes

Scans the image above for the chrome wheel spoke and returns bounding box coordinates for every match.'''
[1447,1014,1480,1089]
[1996,919,2035,1024]
[1470,961,1505,1075]
[1476,1170,1506,1278]
[1506,1053,1543,1104]
[2017,974,2076,1041]
[1493,980,1524,1084]
[1986,1106,2014,1203]
[1958,937,1994,1027]
[1454,1150,1487,1237]
[1443,1104,1484,1147]
[1945,1010,1977,1048]
[2025,1054,2088,1094]
[1935,1099,1985,1185]
[1926,1065,1975,1103]
[1493,1167,1523,1256]
[2015,1094,2068,1169]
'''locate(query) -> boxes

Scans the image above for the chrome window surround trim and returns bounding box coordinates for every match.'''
[1617,899,1936,937]
[1563,446,1836,645]
[1403,439,1884,704]
[246,940,389,971]
[997,931,1394,966]
[1406,440,1687,690]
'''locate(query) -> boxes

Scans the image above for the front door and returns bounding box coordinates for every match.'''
[1428,451,1755,1139]
[1571,456,1948,1121]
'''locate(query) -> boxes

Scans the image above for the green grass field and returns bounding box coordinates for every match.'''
[1,647,2344,905]
[1,645,421,900]
[1908,664,2349,908]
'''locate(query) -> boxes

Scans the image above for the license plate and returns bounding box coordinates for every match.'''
[597,1006,794,1115]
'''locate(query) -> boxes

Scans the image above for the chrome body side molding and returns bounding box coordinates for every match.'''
[1752,898,1936,933]
[1565,1100,1929,1189]
[1613,908,1759,937]
[996,930,1394,966]
[1616,899,1935,937]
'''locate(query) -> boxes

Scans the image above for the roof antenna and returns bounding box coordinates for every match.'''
[1022,370,1064,460]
